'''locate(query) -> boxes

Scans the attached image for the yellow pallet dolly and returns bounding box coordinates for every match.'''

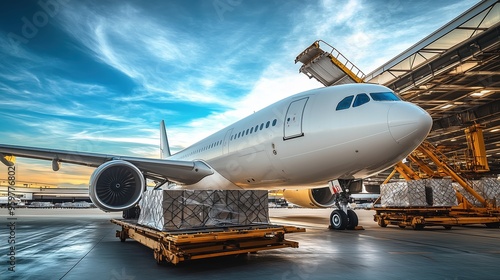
[374,207,500,230]
[111,219,305,265]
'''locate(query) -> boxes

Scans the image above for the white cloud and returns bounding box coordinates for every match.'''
[166,63,320,151]
[1,0,481,188]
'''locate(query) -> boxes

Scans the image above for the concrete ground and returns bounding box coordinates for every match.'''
[1,208,500,280]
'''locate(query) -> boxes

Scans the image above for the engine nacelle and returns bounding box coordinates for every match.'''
[89,160,144,212]
[283,187,337,208]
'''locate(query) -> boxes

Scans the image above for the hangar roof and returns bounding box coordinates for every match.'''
[364,0,500,183]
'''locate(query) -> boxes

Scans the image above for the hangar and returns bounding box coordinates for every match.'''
[365,0,500,185]
[297,0,500,187]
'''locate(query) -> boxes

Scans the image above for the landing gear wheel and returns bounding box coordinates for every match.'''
[398,225,406,229]
[330,210,348,230]
[346,210,359,230]
[444,226,452,230]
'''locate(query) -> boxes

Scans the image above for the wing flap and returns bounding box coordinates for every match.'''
[0,144,214,185]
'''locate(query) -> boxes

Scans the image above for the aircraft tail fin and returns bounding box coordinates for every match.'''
[160,120,171,158]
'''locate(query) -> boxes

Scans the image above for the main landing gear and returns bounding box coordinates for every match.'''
[329,179,359,230]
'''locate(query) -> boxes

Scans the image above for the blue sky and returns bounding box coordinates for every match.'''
[0,0,478,187]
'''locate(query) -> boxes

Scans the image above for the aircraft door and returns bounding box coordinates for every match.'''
[222,128,233,154]
[284,97,309,140]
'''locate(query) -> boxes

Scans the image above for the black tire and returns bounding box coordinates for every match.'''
[485,223,500,228]
[378,217,387,227]
[119,230,127,242]
[398,225,406,229]
[330,210,348,230]
[412,224,425,230]
[122,206,140,219]
[132,206,141,219]
[122,209,130,219]
[346,210,359,230]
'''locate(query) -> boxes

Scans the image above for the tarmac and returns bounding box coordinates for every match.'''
[1,208,500,280]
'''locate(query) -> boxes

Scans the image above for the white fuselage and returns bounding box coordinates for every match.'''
[168,83,432,190]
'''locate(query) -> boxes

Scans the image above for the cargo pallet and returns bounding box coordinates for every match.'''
[373,206,500,230]
[111,219,305,264]
[376,136,500,230]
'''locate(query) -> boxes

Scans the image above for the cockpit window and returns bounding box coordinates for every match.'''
[336,95,354,111]
[353,93,370,107]
[370,92,400,101]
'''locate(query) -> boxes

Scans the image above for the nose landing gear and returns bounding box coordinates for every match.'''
[328,179,360,230]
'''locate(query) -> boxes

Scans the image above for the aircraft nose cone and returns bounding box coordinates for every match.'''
[388,103,432,145]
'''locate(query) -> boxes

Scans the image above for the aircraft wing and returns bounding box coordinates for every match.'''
[0,144,214,185]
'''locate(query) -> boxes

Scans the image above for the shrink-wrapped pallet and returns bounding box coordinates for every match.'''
[207,190,239,226]
[237,190,269,224]
[453,182,482,207]
[138,190,269,231]
[380,181,427,207]
[424,179,457,207]
[138,190,184,230]
[471,178,500,201]
[406,180,428,206]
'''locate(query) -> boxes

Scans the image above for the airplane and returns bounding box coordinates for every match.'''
[0,83,432,229]
[0,196,22,206]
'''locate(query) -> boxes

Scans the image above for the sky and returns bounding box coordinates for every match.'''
[0,0,479,188]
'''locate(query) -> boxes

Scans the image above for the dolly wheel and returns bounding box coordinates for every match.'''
[412,224,425,230]
[154,250,164,265]
[119,231,127,242]
[485,222,500,228]
[378,217,387,228]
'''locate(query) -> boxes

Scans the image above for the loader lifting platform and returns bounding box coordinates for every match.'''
[374,129,500,230]
[111,219,305,265]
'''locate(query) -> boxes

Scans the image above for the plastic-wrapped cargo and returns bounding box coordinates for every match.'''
[424,179,457,207]
[471,178,500,201]
[453,182,482,206]
[236,191,269,224]
[380,181,427,207]
[138,190,269,231]
[406,181,428,206]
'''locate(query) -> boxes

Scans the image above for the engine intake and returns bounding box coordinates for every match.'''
[283,187,336,208]
[89,160,144,212]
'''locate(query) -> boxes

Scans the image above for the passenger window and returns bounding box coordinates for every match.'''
[336,95,354,110]
[260,123,264,130]
[272,119,277,126]
[246,129,249,135]
[266,121,270,128]
[250,127,254,133]
[353,93,370,107]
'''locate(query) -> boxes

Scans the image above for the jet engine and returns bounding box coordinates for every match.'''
[89,160,145,212]
[283,187,337,208]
